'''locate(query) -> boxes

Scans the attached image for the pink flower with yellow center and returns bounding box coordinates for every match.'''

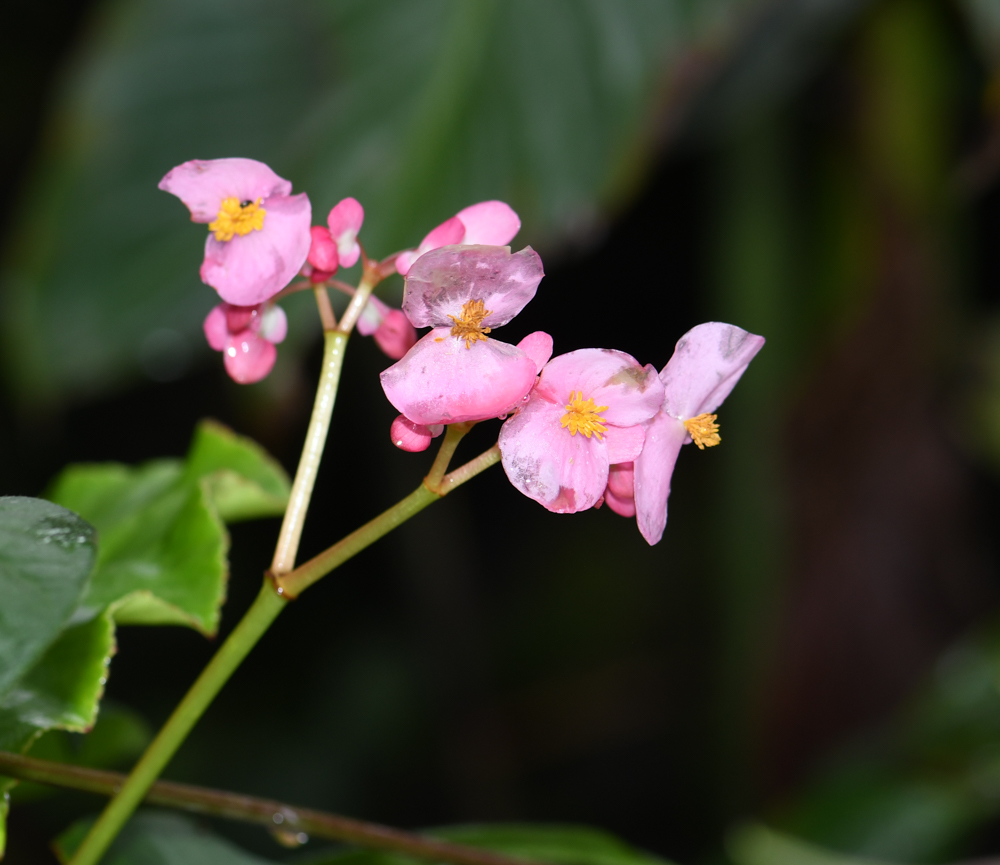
[394,201,521,276]
[499,349,665,513]
[380,244,545,426]
[604,322,765,545]
[159,158,312,306]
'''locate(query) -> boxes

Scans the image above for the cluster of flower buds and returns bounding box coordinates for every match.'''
[160,157,764,544]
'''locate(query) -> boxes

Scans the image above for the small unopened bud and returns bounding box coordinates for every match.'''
[307,225,339,272]
[375,310,418,360]
[390,415,440,452]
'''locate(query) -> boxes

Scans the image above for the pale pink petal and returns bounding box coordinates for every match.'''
[374,310,418,360]
[633,412,688,546]
[607,462,634,499]
[604,424,645,464]
[200,192,312,305]
[456,201,520,245]
[259,304,287,344]
[380,328,537,425]
[390,415,434,452]
[604,488,636,518]
[402,245,544,328]
[203,305,228,351]
[660,322,765,419]
[536,349,664,427]
[499,397,609,513]
[517,331,554,374]
[158,158,292,222]
[223,330,277,384]
[307,226,339,272]
[395,216,466,276]
[327,197,364,267]
[357,295,389,336]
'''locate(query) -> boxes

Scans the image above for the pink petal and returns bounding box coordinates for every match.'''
[536,349,664,427]
[633,412,688,546]
[308,226,339,272]
[259,304,287,344]
[200,192,312,305]
[607,462,634,499]
[374,310,418,360]
[660,322,765,419]
[604,487,636,518]
[390,415,435,452]
[517,331,554,373]
[203,305,228,351]
[158,158,292,223]
[380,328,537,425]
[223,330,277,384]
[402,245,544,328]
[327,197,364,268]
[456,201,520,246]
[499,397,609,513]
[395,216,466,277]
[604,424,645,464]
[224,304,257,334]
[357,295,388,337]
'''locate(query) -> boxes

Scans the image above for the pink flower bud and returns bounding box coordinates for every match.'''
[390,415,443,452]
[308,225,339,272]
[223,330,277,384]
[374,310,418,360]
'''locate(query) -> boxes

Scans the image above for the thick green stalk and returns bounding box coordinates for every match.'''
[68,583,286,865]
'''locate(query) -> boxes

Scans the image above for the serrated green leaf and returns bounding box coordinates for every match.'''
[0,497,96,699]
[56,811,276,865]
[0,0,769,406]
[184,420,290,522]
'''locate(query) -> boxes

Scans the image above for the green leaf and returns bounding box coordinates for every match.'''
[0,0,768,406]
[183,420,290,522]
[56,811,276,864]
[0,497,96,699]
[727,824,899,865]
[46,420,286,635]
[302,824,677,865]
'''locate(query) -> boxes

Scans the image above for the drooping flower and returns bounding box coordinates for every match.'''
[307,197,365,279]
[623,322,764,545]
[203,301,288,384]
[159,158,312,306]
[380,245,544,426]
[499,349,665,513]
[394,201,520,276]
[357,294,418,360]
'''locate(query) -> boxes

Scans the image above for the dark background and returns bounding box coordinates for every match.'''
[4,1,1000,863]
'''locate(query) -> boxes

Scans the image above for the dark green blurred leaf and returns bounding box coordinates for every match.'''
[728,824,897,865]
[0,497,96,698]
[302,824,676,865]
[0,0,775,406]
[56,811,275,864]
[47,419,287,635]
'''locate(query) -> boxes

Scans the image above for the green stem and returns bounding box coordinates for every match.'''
[277,441,501,598]
[0,752,535,865]
[68,583,286,865]
[424,422,474,490]
[270,329,347,575]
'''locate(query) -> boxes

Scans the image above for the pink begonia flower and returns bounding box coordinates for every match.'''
[357,295,418,360]
[499,349,665,513]
[390,415,444,453]
[380,245,544,426]
[306,197,365,276]
[159,158,312,306]
[621,322,765,545]
[395,201,520,276]
[203,302,288,384]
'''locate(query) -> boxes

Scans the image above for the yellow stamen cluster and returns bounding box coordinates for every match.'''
[448,299,492,348]
[209,197,266,241]
[561,391,610,440]
[684,413,721,449]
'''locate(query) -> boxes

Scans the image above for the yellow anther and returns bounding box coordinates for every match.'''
[448,299,492,348]
[209,197,266,241]
[561,391,610,440]
[684,413,720,449]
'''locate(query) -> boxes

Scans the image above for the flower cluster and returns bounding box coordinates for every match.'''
[162,157,764,544]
